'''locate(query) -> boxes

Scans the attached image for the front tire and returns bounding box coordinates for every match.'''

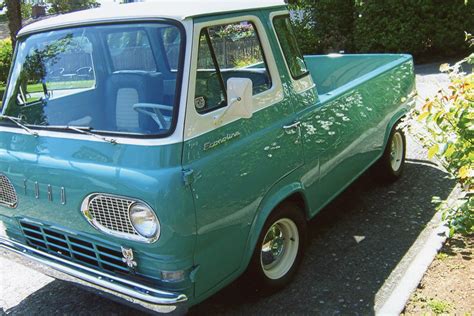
[247,202,307,293]
[378,126,406,182]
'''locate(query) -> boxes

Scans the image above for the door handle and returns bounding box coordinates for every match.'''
[283,121,301,130]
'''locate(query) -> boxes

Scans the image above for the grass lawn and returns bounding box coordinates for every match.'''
[0,80,95,104]
[27,80,95,93]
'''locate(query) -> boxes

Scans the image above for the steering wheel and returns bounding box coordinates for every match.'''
[133,103,173,129]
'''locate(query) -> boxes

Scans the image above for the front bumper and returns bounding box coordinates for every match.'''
[0,237,188,314]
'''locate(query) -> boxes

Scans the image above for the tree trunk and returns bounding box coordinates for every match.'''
[5,0,22,49]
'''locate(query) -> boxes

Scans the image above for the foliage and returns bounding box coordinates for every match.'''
[409,34,473,236]
[21,34,73,83]
[288,0,473,60]
[353,0,473,59]
[287,8,318,55]
[427,298,452,314]
[215,23,255,41]
[47,0,99,14]
[288,0,354,54]
[233,54,260,68]
[21,1,32,20]
[0,38,12,84]
[312,0,354,53]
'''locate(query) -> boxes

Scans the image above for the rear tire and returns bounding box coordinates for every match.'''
[377,126,406,182]
[247,201,307,293]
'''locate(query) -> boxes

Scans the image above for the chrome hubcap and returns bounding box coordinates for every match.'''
[260,218,299,280]
[390,132,403,172]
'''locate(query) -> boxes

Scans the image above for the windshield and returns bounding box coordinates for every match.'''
[0,21,184,137]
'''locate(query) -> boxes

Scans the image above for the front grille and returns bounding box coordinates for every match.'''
[87,195,139,236]
[20,221,130,274]
[0,174,17,208]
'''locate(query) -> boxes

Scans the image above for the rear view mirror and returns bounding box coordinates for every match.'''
[214,78,253,125]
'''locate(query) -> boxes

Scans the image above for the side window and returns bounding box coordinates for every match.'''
[161,27,181,71]
[106,30,157,71]
[273,16,309,80]
[195,21,272,114]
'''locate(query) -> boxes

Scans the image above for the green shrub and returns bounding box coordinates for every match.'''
[353,0,474,59]
[408,35,473,235]
[288,12,319,55]
[289,0,354,54]
[0,38,13,85]
[47,0,99,14]
[310,0,354,54]
[290,0,474,59]
[21,1,32,19]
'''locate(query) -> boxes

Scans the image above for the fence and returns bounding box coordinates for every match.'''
[198,37,262,69]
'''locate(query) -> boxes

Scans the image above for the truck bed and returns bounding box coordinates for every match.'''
[304,54,413,98]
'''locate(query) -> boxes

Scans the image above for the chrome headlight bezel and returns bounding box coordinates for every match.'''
[81,193,160,243]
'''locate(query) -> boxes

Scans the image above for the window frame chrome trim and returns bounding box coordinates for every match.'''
[184,14,285,141]
[1,18,190,142]
[81,193,160,244]
[194,19,274,115]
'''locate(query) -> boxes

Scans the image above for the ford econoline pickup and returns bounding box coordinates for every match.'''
[0,0,416,313]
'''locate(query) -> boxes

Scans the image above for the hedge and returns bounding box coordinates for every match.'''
[0,38,12,84]
[354,0,474,59]
[290,0,474,60]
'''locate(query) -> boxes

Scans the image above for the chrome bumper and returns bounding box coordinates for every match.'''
[0,237,188,314]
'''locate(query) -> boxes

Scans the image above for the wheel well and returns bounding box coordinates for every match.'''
[383,114,407,151]
[280,192,308,220]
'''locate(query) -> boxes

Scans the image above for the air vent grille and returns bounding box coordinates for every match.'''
[87,194,139,236]
[0,174,18,208]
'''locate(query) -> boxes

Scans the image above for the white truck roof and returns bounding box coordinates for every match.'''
[19,0,287,36]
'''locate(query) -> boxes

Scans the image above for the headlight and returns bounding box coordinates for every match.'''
[129,203,160,239]
[82,194,160,243]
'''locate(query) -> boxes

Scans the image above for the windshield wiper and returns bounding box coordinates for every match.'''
[65,126,118,144]
[0,115,39,137]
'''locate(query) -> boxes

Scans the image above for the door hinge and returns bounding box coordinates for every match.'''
[182,169,195,186]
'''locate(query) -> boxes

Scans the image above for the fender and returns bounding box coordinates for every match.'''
[239,169,308,270]
[381,94,415,153]
[191,169,308,306]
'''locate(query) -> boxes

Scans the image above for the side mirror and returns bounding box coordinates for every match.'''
[214,78,253,125]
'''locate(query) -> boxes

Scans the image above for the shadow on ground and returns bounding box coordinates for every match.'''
[5,162,454,316]
[189,162,455,315]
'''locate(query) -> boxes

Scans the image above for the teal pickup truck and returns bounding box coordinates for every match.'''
[0,0,416,313]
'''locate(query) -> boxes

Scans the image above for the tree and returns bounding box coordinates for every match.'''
[47,0,99,14]
[5,0,22,48]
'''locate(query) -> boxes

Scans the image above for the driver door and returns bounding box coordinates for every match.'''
[182,17,304,297]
